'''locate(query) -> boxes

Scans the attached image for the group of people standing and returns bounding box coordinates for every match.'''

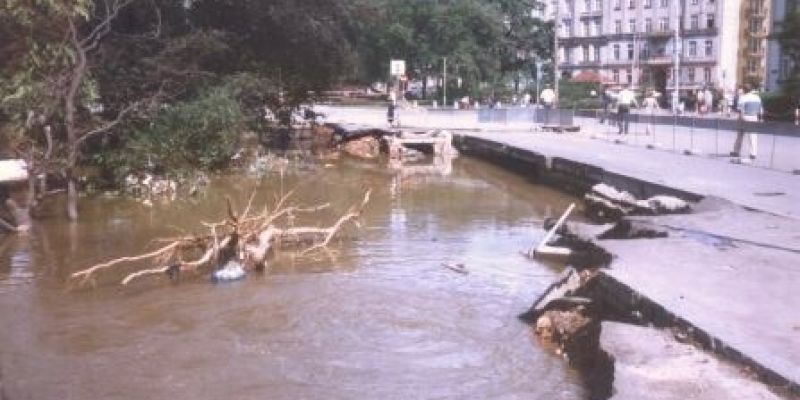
[599,85,764,162]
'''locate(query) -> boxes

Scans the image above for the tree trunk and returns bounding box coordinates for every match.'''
[67,173,78,221]
[65,19,87,221]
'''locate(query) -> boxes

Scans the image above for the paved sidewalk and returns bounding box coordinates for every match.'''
[319,106,800,219]
[318,105,800,173]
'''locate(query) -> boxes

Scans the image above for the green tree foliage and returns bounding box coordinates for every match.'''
[189,0,361,93]
[777,10,800,107]
[97,87,243,178]
[353,0,553,97]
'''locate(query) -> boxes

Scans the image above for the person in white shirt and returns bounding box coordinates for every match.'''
[540,86,556,125]
[731,87,763,161]
[616,87,638,135]
[540,86,555,108]
[704,88,714,114]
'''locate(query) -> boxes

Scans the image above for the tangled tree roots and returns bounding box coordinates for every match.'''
[70,189,371,287]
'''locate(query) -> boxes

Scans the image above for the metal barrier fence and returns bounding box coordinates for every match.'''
[572,109,800,173]
[477,107,575,126]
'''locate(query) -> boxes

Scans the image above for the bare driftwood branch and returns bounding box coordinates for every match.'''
[70,189,371,288]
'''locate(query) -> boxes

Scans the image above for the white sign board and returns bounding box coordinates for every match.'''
[0,159,28,183]
[390,59,406,77]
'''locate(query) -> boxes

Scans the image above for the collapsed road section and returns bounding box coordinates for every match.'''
[454,133,800,398]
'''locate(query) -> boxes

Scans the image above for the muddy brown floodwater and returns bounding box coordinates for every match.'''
[0,156,586,400]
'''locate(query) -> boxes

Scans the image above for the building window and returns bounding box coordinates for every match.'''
[687,68,695,83]
[645,18,653,32]
[705,40,712,56]
[594,46,601,60]
[660,0,668,7]
[706,14,715,29]
[614,0,621,9]
[584,20,591,36]
[691,0,698,4]
[749,17,762,33]
[583,45,590,61]
[748,59,758,72]
[659,17,669,31]
[613,69,620,82]
[613,44,621,59]
[615,20,622,33]
[781,57,792,79]
[690,15,699,30]
[626,69,633,83]
[642,42,650,58]
[689,41,697,56]
[629,0,635,8]
[629,19,636,32]
[585,0,592,11]
[627,43,634,59]
[749,37,760,52]
[644,0,652,7]
[563,19,573,36]
[564,47,572,63]
[594,20,602,35]
[703,67,711,82]
[596,0,603,9]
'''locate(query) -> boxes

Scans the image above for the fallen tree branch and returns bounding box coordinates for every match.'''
[70,189,371,288]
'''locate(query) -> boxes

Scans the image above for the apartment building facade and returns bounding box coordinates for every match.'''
[765,0,796,91]
[738,0,771,90]
[555,0,741,96]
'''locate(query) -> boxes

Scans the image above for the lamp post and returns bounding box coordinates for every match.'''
[554,0,560,105]
[536,60,543,104]
[443,57,448,107]
[672,0,681,113]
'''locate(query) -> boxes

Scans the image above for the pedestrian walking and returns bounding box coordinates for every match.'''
[642,91,658,135]
[731,87,762,162]
[697,90,706,115]
[704,87,714,114]
[795,99,800,126]
[599,86,613,124]
[723,90,733,117]
[616,86,638,135]
[387,101,397,127]
[540,85,556,125]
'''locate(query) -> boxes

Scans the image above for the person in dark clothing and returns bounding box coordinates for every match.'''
[387,102,396,127]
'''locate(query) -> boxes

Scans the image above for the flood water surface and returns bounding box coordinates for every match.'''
[0,156,585,399]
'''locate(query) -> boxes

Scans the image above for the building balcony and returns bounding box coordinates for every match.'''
[748,8,767,17]
[748,29,769,38]
[645,30,673,39]
[560,60,602,68]
[557,35,609,45]
[642,55,673,65]
[747,48,765,57]
[681,56,717,65]
[745,70,764,78]
[682,27,718,37]
[579,10,603,18]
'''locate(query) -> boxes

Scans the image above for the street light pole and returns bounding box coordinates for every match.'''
[443,57,448,108]
[672,0,681,112]
[554,0,560,105]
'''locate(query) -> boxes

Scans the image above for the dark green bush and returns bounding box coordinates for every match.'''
[96,87,244,180]
[761,91,794,121]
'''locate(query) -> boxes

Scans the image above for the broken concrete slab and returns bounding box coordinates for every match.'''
[601,322,785,400]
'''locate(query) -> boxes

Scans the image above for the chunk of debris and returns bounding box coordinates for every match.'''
[584,183,690,222]
[597,219,668,240]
